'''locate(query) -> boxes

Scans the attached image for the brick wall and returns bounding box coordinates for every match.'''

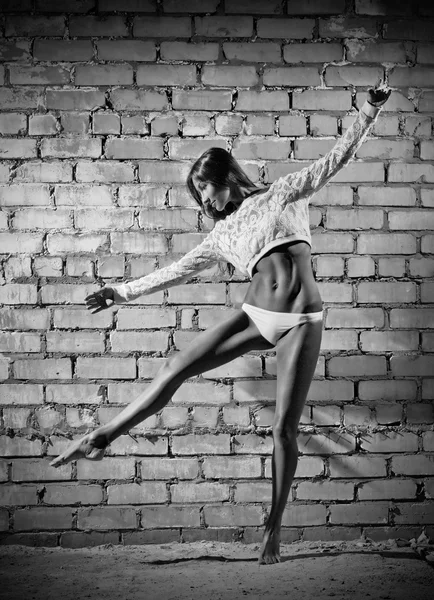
[0,0,433,548]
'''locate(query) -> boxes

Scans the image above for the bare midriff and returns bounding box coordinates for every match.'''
[243,241,323,313]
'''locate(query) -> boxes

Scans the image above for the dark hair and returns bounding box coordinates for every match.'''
[187,147,257,221]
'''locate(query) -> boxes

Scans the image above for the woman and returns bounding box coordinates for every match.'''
[50,86,391,564]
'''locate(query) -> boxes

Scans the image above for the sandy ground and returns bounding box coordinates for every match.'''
[1,539,434,600]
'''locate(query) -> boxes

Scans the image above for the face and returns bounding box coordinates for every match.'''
[192,176,231,215]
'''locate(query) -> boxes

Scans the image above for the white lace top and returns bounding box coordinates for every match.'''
[112,101,381,303]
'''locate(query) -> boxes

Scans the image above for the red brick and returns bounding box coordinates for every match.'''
[202,65,258,87]
[34,40,93,61]
[172,434,230,455]
[195,15,252,37]
[105,138,163,160]
[316,281,352,302]
[358,186,416,206]
[0,88,41,110]
[293,90,351,110]
[96,41,155,62]
[76,458,136,481]
[366,479,413,500]
[75,357,136,380]
[0,436,42,456]
[77,507,136,530]
[0,139,36,160]
[108,436,168,456]
[326,308,384,329]
[284,42,341,62]
[46,90,105,111]
[392,455,434,476]
[45,384,101,406]
[172,90,232,111]
[110,89,168,111]
[14,507,73,530]
[0,332,41,353]
[329,455,387,478]
[111,231,167,254]
[394,503,434,525]
[347,256,375,278]
[361,431,419,453]
[389,163,434,183]
[320,16,377,38]
[423,432,434,451]
[346,40,408,62]
[325,66,383,87]
[328,356,387,377]
[76,161,135,183]
[44,484,103,505]
[358,282,416,303]
[161,42,218,61]
[389,210,434,230]
[204,505,263,527]
[282,504,327,527]
[330,502,388,525]
[168,138,226,160]
[297,481,353,501]
[359,380,416,402]
[10,66,70,85]
[5,15,65,37]
[390,308,434,329]
[391,356,433,377]
[360,331,419,352]
[108,482,166,504]
[137,65,196,86]
[69,15,128,37]
[141,505,200,528]
[389,66,434,87]
[171,482,229,503]
[298,431,354,454]
[134,16,191,37]
[237,91,288,111]
[163,0,218,11]
[0,484,38,506]
[234,482,271,502]
[223,42,281,62]
[60,531,120,548]
[225,0,281,13]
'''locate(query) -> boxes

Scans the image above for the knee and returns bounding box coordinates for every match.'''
[273,421,298,450]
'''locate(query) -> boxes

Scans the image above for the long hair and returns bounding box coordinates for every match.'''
[187,147,257,221]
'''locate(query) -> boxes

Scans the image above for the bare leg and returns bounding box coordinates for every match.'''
[50,310,273,467]
[259,319,322,565]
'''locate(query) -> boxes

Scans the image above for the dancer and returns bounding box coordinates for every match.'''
[50,85,391,564]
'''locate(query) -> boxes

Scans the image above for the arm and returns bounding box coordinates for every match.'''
[278,92,388,203]
[85,235,219,311]
[111,236,219,303]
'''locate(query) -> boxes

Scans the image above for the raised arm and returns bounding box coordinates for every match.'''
[277,86,391,202]
[85,235,219,311]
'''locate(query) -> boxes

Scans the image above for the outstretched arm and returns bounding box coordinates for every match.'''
[277,86,391,202]
[85,236,219,311]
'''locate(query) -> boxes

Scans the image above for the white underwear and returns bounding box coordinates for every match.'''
[242,303,323,345]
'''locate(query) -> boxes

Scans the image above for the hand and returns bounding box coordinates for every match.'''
[367,85,391,107]
[84,287,115,313]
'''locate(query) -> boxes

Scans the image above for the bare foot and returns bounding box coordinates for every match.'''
[258,530,281,565]
[50,430,109,468]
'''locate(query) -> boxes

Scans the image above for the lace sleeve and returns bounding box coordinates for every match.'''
[277,100,382,203]
[111,235,220,303]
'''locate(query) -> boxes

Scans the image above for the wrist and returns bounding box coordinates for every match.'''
[361,99,381,119]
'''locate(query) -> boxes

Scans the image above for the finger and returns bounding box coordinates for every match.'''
[85,302,100,310]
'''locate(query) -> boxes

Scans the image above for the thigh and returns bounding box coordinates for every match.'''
[274,320,323,433]
[166,308,274,382]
